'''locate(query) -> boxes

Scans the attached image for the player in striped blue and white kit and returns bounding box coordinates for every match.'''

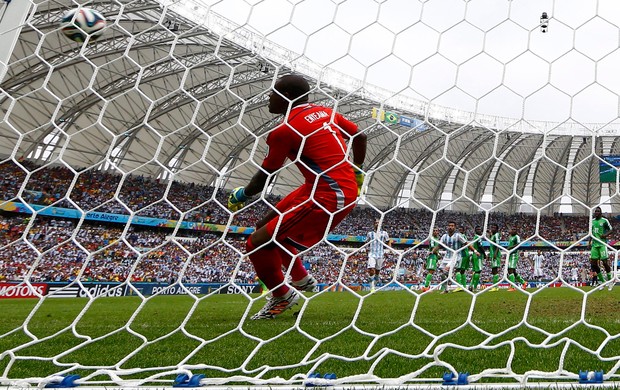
[434,221,479,293]
[366,220,391,292]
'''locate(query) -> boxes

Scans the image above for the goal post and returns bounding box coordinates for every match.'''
[0,0,32,85]
[2,0,620,388]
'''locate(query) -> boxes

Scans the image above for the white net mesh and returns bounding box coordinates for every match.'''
[2,0,620,387]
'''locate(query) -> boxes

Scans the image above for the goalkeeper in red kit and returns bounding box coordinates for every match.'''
[227,74,367,320]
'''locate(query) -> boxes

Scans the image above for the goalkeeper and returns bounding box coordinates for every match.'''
[228,74,367,320]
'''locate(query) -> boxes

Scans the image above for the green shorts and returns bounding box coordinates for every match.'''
[591,245,608,261]
[470,253,482,272]
[491,254,501,269]
[426,254,438,270]
[459,254,482,272]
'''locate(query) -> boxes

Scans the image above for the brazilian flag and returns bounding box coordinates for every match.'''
[385,111,399,124]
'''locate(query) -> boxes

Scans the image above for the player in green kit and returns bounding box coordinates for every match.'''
[506,226,527,291]
[437,222,480,294]
[454,226,471,292]
[591,206,613,290]
[421,228,440,292]
[468,226,486,291]
[488,224,502,292]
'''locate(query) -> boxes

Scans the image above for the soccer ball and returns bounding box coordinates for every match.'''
[61,8,106,43]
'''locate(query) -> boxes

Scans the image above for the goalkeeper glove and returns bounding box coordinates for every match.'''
[353,165,365,196]
[228,187,248,212]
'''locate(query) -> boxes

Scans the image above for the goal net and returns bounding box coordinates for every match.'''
[1,0,620,387]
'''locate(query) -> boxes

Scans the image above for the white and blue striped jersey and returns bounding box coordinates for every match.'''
[367,230,390,258]
[439,232,467,262]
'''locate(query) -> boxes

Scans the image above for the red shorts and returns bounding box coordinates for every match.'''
[266,186,356,250]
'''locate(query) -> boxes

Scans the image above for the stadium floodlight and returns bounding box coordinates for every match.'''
[540,12,549,33]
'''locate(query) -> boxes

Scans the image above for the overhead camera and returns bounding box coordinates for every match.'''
[540,12,549,33]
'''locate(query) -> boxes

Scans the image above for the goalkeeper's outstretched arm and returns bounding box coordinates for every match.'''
[245,169,282,229]
[227,168,273,214]
[244,169,270,198]
[352,132,367,168]
[351,132,367,195]
[231,169,282,229]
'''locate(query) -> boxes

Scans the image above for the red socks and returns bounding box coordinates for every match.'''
[280,242,308,282]
[246,239,309,297]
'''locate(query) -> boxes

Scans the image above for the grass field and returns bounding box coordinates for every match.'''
[1,286,620,386]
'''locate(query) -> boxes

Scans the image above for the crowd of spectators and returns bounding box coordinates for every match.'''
[0,213,604,287]
[1,161,617,242]
[0,160,233,224]
[0,160,616,287]
[0,215,256,284]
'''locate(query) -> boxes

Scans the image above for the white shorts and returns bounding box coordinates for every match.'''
[368,255,384,270]
[534,264,544,277]
[439,259,452,272]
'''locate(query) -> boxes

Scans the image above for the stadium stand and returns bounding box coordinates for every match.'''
[0,162,605,286]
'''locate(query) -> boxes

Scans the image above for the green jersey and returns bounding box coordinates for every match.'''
[508,234,520,265]
[508,234,520,249]
[428,236,440,258]
[489,232,501,259]
[468,234,484,272]
[472,234,485,257]
[426,235,440,270]
[461,234,470,258]
[592,217,612,247]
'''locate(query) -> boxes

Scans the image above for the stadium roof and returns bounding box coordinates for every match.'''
[2,0,620,215]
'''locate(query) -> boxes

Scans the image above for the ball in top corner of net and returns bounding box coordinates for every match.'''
[60,7,107,43]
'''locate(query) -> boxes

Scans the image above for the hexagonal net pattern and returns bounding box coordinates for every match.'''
[2,0,620,388]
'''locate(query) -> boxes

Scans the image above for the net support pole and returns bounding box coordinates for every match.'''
[0,0,31,84]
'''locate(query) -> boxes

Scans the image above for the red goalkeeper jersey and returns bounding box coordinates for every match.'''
[262,103,359,210]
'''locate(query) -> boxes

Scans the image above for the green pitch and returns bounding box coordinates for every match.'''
[1,287,619,385]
